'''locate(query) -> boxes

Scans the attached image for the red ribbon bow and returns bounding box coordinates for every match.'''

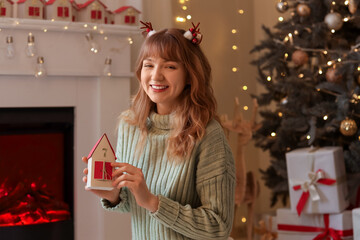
[293,169,336,216]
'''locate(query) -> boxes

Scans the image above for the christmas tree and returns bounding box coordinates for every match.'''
[251,0,360,207]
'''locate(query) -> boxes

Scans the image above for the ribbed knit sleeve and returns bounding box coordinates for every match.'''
[150,120,236,240]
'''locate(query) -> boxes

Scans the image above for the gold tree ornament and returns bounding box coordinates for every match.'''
[296,3,311,17]
[349,0,358,14]
[326,67,342,83]
[340,118,358,136]
[292,50,309,66]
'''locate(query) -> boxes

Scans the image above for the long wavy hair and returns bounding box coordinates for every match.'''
[126,28,219,158]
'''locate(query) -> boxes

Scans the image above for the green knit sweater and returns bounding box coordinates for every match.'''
[102,111,236,240]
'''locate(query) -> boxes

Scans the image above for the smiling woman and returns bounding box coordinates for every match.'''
[82,23,235,240]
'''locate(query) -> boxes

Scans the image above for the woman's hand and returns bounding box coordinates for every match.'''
[112,162,159,212]
[82,156,121,204]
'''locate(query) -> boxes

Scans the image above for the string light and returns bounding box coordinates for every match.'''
[331,29,336,33]
[35,56,46,78]
[232,67,238,72]
[186,15,192,20]
[345,0,349,5]
[232,45,238,50]
[241,217,247,223]
[182,6,187,10]
[242,86,248,91]
[238,9,244,14]
[323,115,328,120]
[271,132,276,137]
[319,68,323,74]
[231,29,237,34]
[267,76,272,81]
[243,106,248,110]
[278,16,284,22]
[176,17,186,22]
[278,112,283,117]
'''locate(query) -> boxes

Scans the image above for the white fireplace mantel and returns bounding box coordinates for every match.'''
[0,18,136,240]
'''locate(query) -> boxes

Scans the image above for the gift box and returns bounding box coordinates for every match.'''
[286,146,349,215]
[277,208,353,240]
[352,208,360,240]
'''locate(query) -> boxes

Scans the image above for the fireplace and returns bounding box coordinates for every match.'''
[0,17,134,240]
[0,107,74,239]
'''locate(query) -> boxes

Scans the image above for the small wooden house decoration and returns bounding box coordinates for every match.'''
[17,0,44,20]
[0,0,13,18]
[77,0,107,24]
[113,6,140,26]
[104,9,113,24]
[45,0,72,22]
[70,0,79,22]
[86,133,116,190]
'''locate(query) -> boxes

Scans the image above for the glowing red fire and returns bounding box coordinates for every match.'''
[0,181,70,226]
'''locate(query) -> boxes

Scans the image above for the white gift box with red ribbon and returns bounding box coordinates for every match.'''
[352,208,360,240]
[277,208,353,240]
[286,146,349,215]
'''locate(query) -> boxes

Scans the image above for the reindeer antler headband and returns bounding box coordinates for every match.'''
[140,21,203,45]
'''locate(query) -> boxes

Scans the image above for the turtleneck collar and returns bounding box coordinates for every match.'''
[148,112,172,130]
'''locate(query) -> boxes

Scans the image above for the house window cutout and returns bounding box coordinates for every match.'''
[57,6,69,17]
[91,10,101,20]
[29,6,40,16]
[94,161,112,180]
[124,15,135,24]
[0,7,6,16]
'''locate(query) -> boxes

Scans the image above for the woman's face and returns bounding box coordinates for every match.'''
[141,56,187,115]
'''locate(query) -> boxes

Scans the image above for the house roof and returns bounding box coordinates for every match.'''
[113,6,141,14]
[78,0,107,10]
[17,0,44,4]
[45,0,71,6]
[87,133,116,160]
[4,0,14,4]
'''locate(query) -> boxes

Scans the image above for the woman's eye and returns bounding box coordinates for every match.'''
[167,65,176,69]
[143,64,153,68]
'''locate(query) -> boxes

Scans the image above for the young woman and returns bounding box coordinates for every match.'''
[82,22,235,240]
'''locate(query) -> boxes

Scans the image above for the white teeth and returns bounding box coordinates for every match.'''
[151,85,168,90]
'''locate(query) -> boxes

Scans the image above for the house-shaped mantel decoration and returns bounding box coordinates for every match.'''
[70,0,79,22]
[104,9,113,24]
[0,0,13,18]
[17,0,44,20]
[113,6,140,26]
[77,0,107,24]
[45,0,72,22]
[86,133,116,190]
